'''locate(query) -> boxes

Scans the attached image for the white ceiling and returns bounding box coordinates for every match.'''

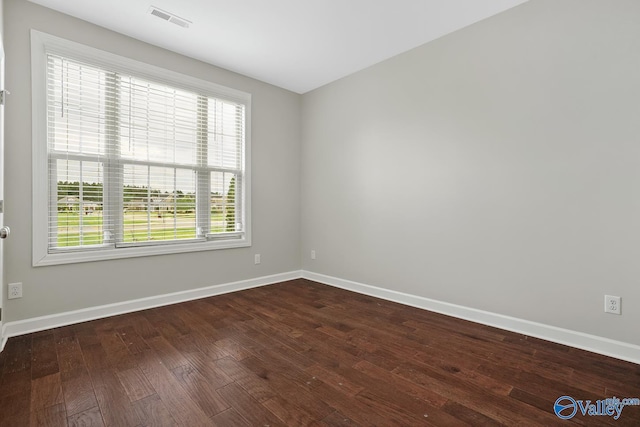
[27,0,529,94]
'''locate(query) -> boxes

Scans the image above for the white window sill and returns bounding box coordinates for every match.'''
[33,237,251,267]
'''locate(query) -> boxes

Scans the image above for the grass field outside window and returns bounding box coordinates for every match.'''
[56,211,226,247]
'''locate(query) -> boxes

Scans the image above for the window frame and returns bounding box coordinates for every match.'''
[31,30,252,266]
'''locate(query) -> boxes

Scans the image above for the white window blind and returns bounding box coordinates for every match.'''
[34,31,251,265]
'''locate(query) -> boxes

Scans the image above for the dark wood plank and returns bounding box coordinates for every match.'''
[56,335,99,417]
[209,337,252,361]
[62,370,98,417]
[2,335,32,374]
[30,373,64,411]
[144,336,189,371]
[0,369,31,399]
[318,410,360,427]
[131,394,177,427]
[182,351,233,389]
[56,340,84,377]
[262,395,317,426]
[121,314,160,341]
[307,382,397,426]
[67,406,106,427]
[30,402,67,427]
[31,333,60,380]
[209,408,250,427]
[305,364,364,397]
[441,401,503,427]
[80,344,140,426]
[116,367,155,403]
[240,356,333,420]
[0,389,31,427]
[134,349,214,426]
[214,357,275,403]
[170,363,229,417]
[73,324,101,349]
[216,382,284,427]
[98,330,137,372]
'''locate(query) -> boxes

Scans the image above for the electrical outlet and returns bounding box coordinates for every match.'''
[311,250,316,260]
[604,295,621,315]
[254,254,261,265]
[8,283,23,299]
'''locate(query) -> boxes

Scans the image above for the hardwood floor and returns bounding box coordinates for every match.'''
[1,279,639,426]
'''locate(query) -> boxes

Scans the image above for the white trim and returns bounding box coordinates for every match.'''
[302,271,640,365]
[35,238,251,267]
[0,270,302,351]
[31,30,49,267]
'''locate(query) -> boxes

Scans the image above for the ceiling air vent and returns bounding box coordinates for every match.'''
[149,6,191,28]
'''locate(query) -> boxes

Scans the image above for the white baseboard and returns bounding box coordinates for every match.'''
[3,269,639,365]
[302,271,640,365]
[0,270,303,351]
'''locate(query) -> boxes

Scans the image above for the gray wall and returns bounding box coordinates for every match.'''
[3,0,301,321]
[0,0,3,42]
[301,0,640,345]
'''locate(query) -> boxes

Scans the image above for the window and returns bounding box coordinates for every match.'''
[32,31,251,266]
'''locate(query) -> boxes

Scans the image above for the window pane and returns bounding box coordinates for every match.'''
[119,77,199,165]
[123,164,197,243]
[210,171,239,233]
[48,56,108,156]
[53,159,104,248]
[207,100,243,169]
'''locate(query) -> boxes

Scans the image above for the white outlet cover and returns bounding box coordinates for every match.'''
[8,282,23,299]
[604,295,621,315]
